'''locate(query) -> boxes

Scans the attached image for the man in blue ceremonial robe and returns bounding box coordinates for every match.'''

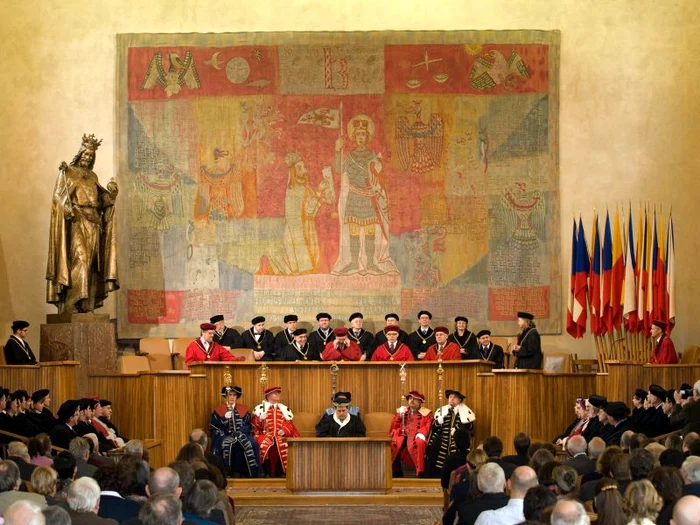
[210,385,261,478]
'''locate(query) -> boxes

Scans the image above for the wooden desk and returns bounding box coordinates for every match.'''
[286,437,391,493]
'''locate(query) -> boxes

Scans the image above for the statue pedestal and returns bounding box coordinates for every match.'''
[40,313,118,396]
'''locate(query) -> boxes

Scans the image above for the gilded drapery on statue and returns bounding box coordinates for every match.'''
[46,134,119,313]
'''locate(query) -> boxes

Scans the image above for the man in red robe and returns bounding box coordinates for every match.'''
[371,325,414,361]
[185,323,241,368]
[422,326,461,360]
[648,320,678,364]
[251,386,300,476]
[321,327,362,361]
[389,390,432,477]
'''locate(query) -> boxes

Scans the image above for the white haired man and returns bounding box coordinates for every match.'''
[551,499,590,525]
[0,460,46,515]
[4,499,46,525]
[66,477,118,525]
[457,463,508,525]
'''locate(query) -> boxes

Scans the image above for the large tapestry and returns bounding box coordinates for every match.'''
[116,30,561,338]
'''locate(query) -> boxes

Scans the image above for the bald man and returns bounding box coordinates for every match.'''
[551,499,590,525]
[671,495,700,525]
[475,466,539,525]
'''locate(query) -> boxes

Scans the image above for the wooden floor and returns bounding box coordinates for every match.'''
[228,478,443,506]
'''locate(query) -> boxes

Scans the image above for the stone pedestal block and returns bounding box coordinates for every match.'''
[40,313,118,396]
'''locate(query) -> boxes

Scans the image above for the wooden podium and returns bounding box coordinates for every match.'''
[286,438,392,494]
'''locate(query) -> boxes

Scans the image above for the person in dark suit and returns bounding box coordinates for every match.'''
[6,441,37,481]
[347,312,374,360]
[210,314,243,349]
[66,476,118,525]
[449,316,478,359]
[3,320,37,365]
[636,384,671,437]
[274,314,298,353]
[278,329,322,361]
[512,311,542,369]
[307,313,335,358]
[603,401,632,446]
[503,432,531,467]
[483,436,515,480]
[406,310,436,359]
[240,316,276,361]
[582,395,607,442]
[25,389,56,434]
[372,313,408,347]
[564,435,596,476]
[472,330,505,369]
[95,463,140,523]
[316,392,366,437]
[50,400,80,450]
[98,399,127,442]
[456,462,509,525]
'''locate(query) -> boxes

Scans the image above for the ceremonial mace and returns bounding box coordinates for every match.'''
[399,362,407,435]
[436,358,444,406]
[330,362,340,397]
[258,363,268,405]
[223,366,232,388]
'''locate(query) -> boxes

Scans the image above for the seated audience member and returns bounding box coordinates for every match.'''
[190,428,226,478]
[53,451,78,499]
[1,390,39,437]
[307,313,335,357]
[210,314,243,350]
[442,448,488,525]
[30,465,59,505]
[70,437,98,478]
[4,320,37,365]
[659,448,686,469]
[67,476,118,525]
[592,477,626,525]
[448,316,478,359]
[631,389,647,428]
[94,463,141,523]
[664,434,683,452]
[4,500,46,525]
[241,316,276,361]
[43,505,72,525]
[637,384,670,437]
[522,484,557,523]
[139,493,184,525]
[550,499,590,525]
[346,312,375,360]
[648,320,678,364]
[425,389,476,478]
[474,466,538,525]
[672,495,700,525]
[630,432,651,451]
[473,330,504,368]
[680,455,700,496]
[316,392,366,437]
[167,462,195,499]
[273,314,298,353]
[579,448,627,502]
[208,385,261,478]
[182,479,223,525]
[121,459,153,503]
[602,401,632,446]
[645,442,667,465]
[529,448,555,474]
[581,437,607,483]
[371,325,414,361]
[649,466,684,525]
[630,448,656,481]
[0,460,47,515]
[582,395,607,441]
[423,326,461,361]
[372,313,408,347]
[536,460,559,490]
[620,430,636,452]
[50,399,80,449]
[483,436,515,480]
[185,322,239,368]
[98,399,128,442]
[682,432,700,455]
[7,441,37,481]
[28,435,54,467]
[390,390,432,477]
[624,479,663,525]
[456,463,508,525]
[26,389,56,435]
[565,434,595,476]
[278,328,321,361]
[670,384,694,431]
[551,465,578,499]
[252,386,299,477]
[321,327,362,361]
[91,399,124,450]
[407,310,436,359]
[503,432,530,467]
[125,439,146,460]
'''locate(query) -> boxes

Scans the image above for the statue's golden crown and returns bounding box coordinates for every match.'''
[82,134,103,151]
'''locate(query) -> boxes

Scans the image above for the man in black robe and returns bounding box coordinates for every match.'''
[582,395,607,442]
[25,389,56,434]
[474,330,505,369]
[448,316,479,360]
[636,384,670,437]
[347,312,374,360]
[98,399,128,442]
[278,329,321,361]
[602,402,632,446]
[210,314,243,349]
[425,389,475,478]
[373,313,408,347]
[274,315,298,353]
[50,399,80,449]
[406,310,436,359]
[241,316,276,361]
[512,311,542,369]
[4,320,37,365]
[315,392,366,437]
[308,312,335,358]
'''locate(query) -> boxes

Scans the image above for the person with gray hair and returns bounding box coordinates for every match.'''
[125,439,145,458]
[457,463,508,525]
[7,441,37,482]
[587,436,606,461]
[0,460,47,515]
[189,427,226,478]
[139,493,183,525]
[3,499,46,525]
[679,455,700,496]
[474,466,538,525]
[69,436,98,478]
[550,499,590,525]
[67,476,118,524]
[42,505,72,525]
[565,435,595,476]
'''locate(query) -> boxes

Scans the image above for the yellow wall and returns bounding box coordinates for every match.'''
[1,0,699,358]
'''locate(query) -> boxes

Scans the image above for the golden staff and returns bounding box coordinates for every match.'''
[436,359,444,406]
[258,363,268,404]
[330,362,340,397]
[223,366,232,388]
[399,362,407,435]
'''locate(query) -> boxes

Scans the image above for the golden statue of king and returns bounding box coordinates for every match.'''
[46,134,119,313]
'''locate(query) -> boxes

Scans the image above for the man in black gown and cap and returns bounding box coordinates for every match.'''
[315,392,366,437]
[4,321,37,365]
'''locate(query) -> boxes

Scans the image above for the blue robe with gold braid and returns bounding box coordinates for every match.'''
[210,403,261,478]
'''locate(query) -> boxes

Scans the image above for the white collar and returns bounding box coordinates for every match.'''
[333,413,351,429]
[11,335,26,346]
[199,336,209,346]
[101,491,122,498]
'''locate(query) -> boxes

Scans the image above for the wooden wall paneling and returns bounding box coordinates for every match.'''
[604,362,644,402]
[0,362,78,409]
[151,372,197,463]
[596,373,609,398]
[475,373,495,446]
[641,364,700,392]
[544,373,597,446]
